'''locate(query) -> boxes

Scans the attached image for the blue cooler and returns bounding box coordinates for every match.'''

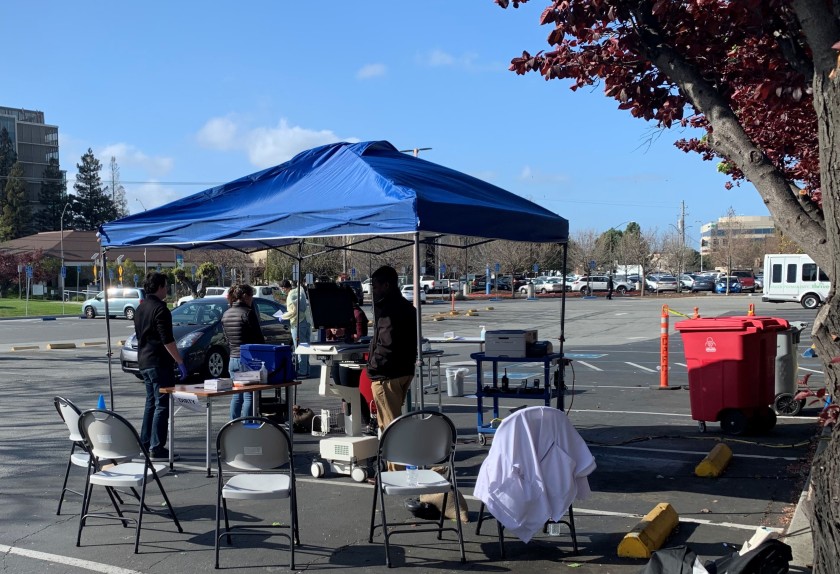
[240,344,295,384]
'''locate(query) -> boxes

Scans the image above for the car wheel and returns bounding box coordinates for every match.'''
[616,286,627,295]
[204,347,227,378]
[124,307,135,321]
[801,293,820,309]
[84,306,96,319]
[540,288,548,294]
[581,286,592,296]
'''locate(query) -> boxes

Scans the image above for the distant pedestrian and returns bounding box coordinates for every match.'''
[607,275,614,300]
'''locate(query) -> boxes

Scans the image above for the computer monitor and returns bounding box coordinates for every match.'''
[307,283,355,331]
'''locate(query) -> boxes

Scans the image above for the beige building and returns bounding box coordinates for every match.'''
[699,215,774,270]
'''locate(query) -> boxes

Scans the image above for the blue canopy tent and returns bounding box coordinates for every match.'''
[97,140,570,408]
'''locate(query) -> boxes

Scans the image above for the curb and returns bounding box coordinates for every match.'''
[695,443,733,477]
[617,502,679,559]
[47,343,76,349]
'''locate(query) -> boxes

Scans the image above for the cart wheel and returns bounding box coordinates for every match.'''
[478,433,487,446]
[697,421,707,433]
[720,409,749,436]
[311,461,325,478]
[774,393,804,416]
[351,467,368,483]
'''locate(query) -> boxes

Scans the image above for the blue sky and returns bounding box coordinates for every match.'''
[7,1,770,248]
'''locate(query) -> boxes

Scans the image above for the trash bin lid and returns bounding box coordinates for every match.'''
[675,316,789,332]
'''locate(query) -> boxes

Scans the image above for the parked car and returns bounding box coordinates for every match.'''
[120,296,292,380]
[530,277,565,293]
[570,275,635,295]
[400,284,427,304]
[339,280,364,305]
[472,277,512,291]
[82,288,146,320]
[420,275,436,292]
[679,274,696,289]
[731,270,757,292]
[176,286,229,307]
[645,275,679,292]
[689,275,716,292]
[755,274,764,290]
[715,276,743,294]
[361,278,372,295]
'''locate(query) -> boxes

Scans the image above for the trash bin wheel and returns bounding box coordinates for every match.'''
[774,393,804,416]
[477,433,487,446]
[752,407,778,433]
[697,421,707,433]
[720,409,749,436]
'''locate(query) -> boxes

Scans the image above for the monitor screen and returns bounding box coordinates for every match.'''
[307,283,355,330]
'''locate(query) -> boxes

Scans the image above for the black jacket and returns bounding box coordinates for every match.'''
[221,301,265,358]
[367,290,417,379]
[134,294,176,370]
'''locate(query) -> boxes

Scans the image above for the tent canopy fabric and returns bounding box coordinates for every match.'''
[101,140,568,251]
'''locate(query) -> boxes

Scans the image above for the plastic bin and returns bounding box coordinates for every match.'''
[240,344,295,384]
[674,316,788,434]
[774,321,808,415]
[446,367,468,397]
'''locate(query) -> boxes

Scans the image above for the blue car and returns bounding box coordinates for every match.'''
[715,276,742,293]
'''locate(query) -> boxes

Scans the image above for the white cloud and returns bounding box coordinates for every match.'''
[519,165,569,184]
[417,49,479,69]
[196,115,358,169]
[357,63,386,79]
[196,116,240,150]
[126,182,182,214]
[98,143,174,177]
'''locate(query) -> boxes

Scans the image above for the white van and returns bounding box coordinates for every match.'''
[762,253,830,309]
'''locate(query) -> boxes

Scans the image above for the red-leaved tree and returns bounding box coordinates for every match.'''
[495,1,839,570]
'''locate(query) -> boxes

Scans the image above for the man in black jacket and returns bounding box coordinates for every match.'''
[367,265,418,431]
[134,272,188,460]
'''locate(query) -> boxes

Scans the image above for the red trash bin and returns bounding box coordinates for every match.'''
[674,316,789,434]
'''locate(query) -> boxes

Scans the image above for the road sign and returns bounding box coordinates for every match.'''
[176,254,184,268]
[118,266,123,279]
[589,260,597,270]
[533,264,539,272]
[495,263,501,273]
[17,264,22,273]
[109,268,115,281]
[440,263,446,274]
[350,267,356,278]
[76,265,81,274]
[61,266,67,278]
[25,265,33,278]
[133,274,139,287]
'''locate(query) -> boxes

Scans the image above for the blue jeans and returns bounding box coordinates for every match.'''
[291,320,312,377]
[228,357,254,419]
[139,366,175,453]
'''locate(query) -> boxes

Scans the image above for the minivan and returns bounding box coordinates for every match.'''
[82,288,146,320]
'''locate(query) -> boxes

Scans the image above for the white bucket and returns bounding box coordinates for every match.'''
[445,367,468,397]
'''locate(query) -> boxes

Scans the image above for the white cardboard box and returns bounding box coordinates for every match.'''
[485,329,538,357]
[204,378,233,391]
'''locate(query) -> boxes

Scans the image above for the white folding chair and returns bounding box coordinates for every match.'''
[75,409,183,553]
[54,396,94,515]
[214,416,299,570]
[367,409,465,568]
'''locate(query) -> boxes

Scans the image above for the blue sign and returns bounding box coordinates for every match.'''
[175,254,184,268]
[589,260,597,270]
[350,267,356,278]
[76,265,81,274]
[440,263,446,274]
[60,266,67,278]
[25,265,33,278]
[495,262,501,273]
[108,269,115,280]
[133,274,139,287]
[533,263,539,272]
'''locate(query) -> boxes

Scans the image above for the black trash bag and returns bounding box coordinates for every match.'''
[404,497,441,521]
[705,539,792,574]
[638,545,706,574]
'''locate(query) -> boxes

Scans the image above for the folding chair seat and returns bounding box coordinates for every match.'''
[53,396,93,515]
[214,416,299,570]
[76,409,183,553]
[368,409,465,567]
[473,406,596,558]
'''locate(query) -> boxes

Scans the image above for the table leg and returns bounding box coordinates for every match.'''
[206,399,212,478]
[168,393,175,471]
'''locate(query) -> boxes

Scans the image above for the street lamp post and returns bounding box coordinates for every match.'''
[60,202,73,312]
[696,221,705,272]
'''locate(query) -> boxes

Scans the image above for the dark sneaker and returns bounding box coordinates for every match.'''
[149,448,179,461]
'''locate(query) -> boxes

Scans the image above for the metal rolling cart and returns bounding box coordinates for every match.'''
[471,352,565,446]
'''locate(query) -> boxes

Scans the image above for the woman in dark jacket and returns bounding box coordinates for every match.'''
[222,284,265,419]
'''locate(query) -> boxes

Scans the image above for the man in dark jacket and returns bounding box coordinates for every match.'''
[134,272,188,460]
[367,265,418,431]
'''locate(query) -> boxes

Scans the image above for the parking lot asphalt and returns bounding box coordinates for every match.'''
[0,295,822,573]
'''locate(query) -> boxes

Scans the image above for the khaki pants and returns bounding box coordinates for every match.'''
[371,374,413,431]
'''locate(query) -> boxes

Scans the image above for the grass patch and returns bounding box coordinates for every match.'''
[0,297,83,318]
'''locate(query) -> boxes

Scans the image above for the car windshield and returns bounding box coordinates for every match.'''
[171,299,228,325]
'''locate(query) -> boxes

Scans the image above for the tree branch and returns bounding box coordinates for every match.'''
[791,0,840,75]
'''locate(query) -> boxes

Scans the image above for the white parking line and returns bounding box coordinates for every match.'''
[0,544,143,574]
[576,361,603,372]
[625,362,657,373]
[799,366,823,373]
[674,362,687,367]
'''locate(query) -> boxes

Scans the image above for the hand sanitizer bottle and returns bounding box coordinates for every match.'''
[259,361,268,384]
[480,325,486,341]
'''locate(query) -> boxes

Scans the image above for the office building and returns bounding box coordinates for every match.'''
[0,106,61,210]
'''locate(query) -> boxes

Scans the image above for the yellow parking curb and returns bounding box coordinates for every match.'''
[485,306,494,310]
[83,341,106,346]
[11,345,39,351]
[47,343,77,349]
[617,502,678,559]
[695,443,733,477]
